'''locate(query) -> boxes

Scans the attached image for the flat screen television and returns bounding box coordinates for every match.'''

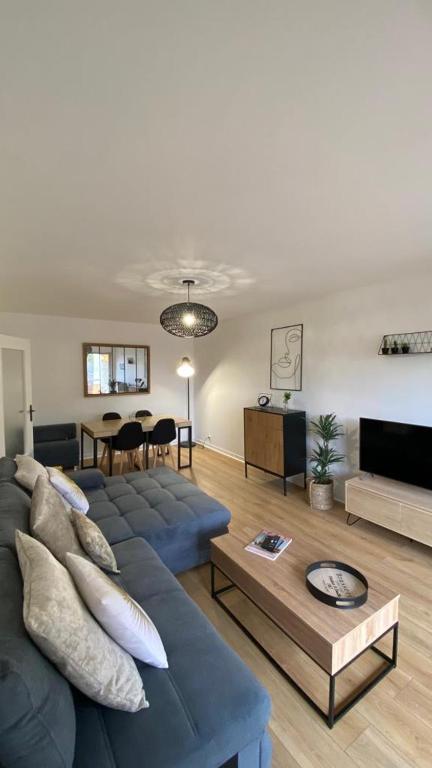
[359,418,432,491]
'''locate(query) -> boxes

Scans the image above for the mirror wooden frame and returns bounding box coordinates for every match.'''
[82,343,151,397]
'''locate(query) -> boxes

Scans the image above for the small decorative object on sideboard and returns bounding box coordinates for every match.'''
[379,331,432,355]
[308,414,344,511]
[257,393,271,407]
[282,391,292,411]
[305,561,368,609]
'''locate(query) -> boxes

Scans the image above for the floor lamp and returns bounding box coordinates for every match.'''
[176,356,196,447]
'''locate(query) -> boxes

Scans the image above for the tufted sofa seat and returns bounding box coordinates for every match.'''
[84,467,231,574]
[0,458,271,768]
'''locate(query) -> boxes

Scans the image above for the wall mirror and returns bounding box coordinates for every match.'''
[83,343,150,396]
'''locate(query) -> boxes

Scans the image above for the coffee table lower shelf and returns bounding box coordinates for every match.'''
[210,562,398,729]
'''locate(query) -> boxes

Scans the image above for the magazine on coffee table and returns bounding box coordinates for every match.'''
[245,530,292,561]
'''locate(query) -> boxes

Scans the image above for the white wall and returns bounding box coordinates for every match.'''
[193,273,432,500]
[0,312,192,456]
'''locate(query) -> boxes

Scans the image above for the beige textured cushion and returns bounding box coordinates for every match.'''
[67,553,168,668]
[30,475,86,565]
[71,509,119,574]
[15,531,148,712]
[47,467,89,514]
[15,454,48,491]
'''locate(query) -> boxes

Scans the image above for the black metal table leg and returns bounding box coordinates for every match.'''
[177,425,192,470]
[177,427,181,471]
[328,676,336,728]
[108,436,113,476]
[80,427,84,469]
[145,435,149,470]
[93,437,98,469]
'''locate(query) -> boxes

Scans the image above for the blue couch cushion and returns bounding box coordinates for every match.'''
[0,482,31,549]
[85,467,231,574]
[73,537,271,768]
[0,456,17,482]
[34,440,79,470]
[0,546,76,768]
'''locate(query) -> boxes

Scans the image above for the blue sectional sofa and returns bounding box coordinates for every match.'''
[0,458,272,768]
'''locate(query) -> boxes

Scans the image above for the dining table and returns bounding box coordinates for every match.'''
[80,415,192,476]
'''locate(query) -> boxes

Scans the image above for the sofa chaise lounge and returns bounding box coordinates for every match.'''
[0,457,272,768]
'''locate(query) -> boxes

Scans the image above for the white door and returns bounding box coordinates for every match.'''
[0,335,34,458]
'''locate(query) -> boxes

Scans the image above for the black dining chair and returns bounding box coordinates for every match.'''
[111,421,145,475]
[100,412,121,471]
[135,410,152,418]
[148,418,176,468]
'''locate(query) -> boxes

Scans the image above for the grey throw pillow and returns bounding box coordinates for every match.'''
[30,475,86,565]
[15,454,48,491]
[71,509,119,574]
[15,531,148,712]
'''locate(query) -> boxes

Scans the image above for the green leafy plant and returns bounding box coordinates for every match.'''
[309,414,344,485]
[283,391,292,404]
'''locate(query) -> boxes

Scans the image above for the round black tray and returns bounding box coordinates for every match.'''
[305,561,368,609]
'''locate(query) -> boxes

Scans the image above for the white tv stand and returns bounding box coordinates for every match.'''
[345,474,432,547]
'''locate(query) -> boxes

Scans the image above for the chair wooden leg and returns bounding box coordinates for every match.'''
[168,445,175,469]
[136,449,143,471]
[100,444,107,469]
[119,452,124,475]
[153,446,158,467]
[162,446,166,465]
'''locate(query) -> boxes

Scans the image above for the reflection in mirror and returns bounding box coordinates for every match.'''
[83,344,150,396]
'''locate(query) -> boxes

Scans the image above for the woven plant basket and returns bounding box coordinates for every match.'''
[308,479,334,511]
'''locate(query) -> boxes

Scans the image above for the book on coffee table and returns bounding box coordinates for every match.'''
[245,530,292,561]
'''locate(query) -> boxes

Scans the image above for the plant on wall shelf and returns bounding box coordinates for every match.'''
[309,414,344,511]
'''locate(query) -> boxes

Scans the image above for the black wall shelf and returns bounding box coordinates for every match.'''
[379,331,432,356]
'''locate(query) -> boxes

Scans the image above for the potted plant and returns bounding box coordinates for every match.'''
[401,342,410,354]
[382,338,389,355]
[282,391,292,410]
[109,378,117,394]
[308,414,344,511]
[391,340,399,354]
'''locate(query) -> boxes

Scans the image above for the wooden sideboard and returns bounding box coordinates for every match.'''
[244,406,306,495]
[345,474,432,547]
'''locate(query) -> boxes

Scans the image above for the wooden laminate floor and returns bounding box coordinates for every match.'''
[172,445,432,768]
[102,445,432,766]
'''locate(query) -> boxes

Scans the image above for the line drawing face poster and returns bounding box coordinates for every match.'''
[270,324,303,391]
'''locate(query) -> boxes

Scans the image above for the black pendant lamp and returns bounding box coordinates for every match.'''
[160,279,218,338]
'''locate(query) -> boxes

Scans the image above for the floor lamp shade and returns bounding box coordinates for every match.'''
[176,357,195,378]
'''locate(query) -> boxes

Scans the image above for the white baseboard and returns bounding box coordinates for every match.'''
[195,440,244,462]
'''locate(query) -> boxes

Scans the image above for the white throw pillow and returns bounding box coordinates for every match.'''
[15,454,48,491]
[66,553,168,669]
[16,531,148,712]
[47,467,89,514]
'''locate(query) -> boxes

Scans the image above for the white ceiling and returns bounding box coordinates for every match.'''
[1,1,431,323]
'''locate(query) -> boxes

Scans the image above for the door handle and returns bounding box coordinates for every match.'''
[19,405,36,422]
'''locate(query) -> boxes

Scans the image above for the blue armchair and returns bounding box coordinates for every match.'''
[33,423,79,469]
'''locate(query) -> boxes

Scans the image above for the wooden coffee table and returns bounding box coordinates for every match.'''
[211,530,399,728]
